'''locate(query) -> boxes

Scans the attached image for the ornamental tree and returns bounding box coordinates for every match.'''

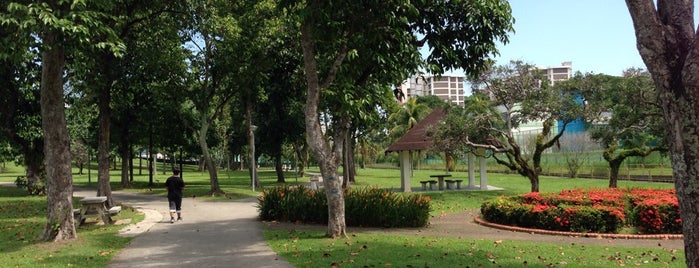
[567,70,667,188]
[437,60,582,192]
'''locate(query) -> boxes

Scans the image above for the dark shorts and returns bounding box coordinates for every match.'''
[168,197,182,212]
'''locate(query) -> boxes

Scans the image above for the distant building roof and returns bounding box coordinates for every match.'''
[385,107,445,152]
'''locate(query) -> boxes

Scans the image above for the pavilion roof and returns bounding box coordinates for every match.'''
[385,107,445,152]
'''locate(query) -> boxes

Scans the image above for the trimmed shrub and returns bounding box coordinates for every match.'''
[481,188,678,234]
[258,186,430,228]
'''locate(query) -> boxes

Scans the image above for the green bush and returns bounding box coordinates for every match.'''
[257,186,327,223]
[14,176,46,196]
[258,186,431,228]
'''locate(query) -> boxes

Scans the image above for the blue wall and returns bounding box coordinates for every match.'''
[558,94,586,134]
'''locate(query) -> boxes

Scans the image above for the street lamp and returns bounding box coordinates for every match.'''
[251,125,257,191]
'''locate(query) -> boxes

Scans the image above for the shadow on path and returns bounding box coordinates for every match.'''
[73,188,293,268]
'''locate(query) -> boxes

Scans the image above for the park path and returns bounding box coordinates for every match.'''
[72,188,293,268]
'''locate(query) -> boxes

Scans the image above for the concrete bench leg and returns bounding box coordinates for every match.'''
[420,181,428,191]
[455,180,463,189]
[445,180,455,190]
[428,180,437,190]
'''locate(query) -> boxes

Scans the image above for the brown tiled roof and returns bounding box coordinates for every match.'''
[385,107,445,152]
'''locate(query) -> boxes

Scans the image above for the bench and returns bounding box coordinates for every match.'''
[428,180,438,190]
[309,175,320,190]
[74,197,121,226]
[445,179,455,190]
[419,181,429,190]
[455,180,463,189]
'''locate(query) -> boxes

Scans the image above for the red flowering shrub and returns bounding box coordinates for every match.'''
[480,188,680,234]
[633,197,681,234]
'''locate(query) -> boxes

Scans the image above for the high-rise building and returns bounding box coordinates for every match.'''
[398,74,465,106]
[539,61,573,85]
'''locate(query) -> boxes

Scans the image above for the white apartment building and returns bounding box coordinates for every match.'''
[398,74,466,106]
[539,61,573,85]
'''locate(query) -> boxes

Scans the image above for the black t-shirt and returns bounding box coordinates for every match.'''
[165,176,185,199]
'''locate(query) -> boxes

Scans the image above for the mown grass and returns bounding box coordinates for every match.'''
[0,160,684,267]
[0,185,143,268]
[265,230,684,268]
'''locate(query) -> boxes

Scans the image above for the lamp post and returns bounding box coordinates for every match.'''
[251,125,257,191]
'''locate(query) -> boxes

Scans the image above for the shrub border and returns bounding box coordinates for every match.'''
[473,216,683,240]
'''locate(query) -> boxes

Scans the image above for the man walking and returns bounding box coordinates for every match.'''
[165,168,185,223]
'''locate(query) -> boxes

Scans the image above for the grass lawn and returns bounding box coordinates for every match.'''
[265,230,684,267]
[0,161,683,267]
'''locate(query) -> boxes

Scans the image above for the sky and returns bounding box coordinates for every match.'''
[491,0,696,76]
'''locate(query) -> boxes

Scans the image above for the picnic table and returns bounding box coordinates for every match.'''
[74,196,120,226]
[430,174,452,190]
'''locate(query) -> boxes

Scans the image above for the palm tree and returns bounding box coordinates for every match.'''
[388,97,430,140]
[388,97,431,171]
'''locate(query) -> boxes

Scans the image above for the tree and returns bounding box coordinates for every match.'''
[625,2,699,265]
[570,70,666,187]
[0,1,44,194]
[181,0,238,195]
[294,0,514,238]
[442,60,580,192]
[4,0,124,241]
[388,98,431,141]
[254,34,306,183]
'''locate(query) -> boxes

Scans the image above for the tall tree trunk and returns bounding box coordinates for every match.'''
[245,97,259,189]
[348,135,356,183]
[300,20,348,239]
[23,141,44,195]
[96,54,115,207]
[119,146,130,188]
[148,126,154,186]
[445,152,455,172]
[129,146,134,182]
[37,27,76,241]
[342,130,350,188]
[198,113,222,195]
[294,141,309,177]
[274,154,285,183]
[626,1,699,266]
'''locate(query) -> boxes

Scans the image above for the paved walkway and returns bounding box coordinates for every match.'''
[72,188,293,268]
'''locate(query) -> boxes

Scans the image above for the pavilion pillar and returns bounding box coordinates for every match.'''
[399,150,412,192]
[479,155,488,190]
[468,153,476,188]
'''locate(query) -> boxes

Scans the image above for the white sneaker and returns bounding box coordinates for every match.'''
[177,217,183,221]
[170,218,175,223]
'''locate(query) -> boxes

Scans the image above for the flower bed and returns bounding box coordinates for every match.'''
[481,188,681,234]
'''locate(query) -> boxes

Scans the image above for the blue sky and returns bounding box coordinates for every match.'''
[491,1,696,76]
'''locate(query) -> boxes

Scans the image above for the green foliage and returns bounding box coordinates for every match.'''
[258,186,430,228]
[345,187,430,228]
[14,175,46,195]
[257,185,327,223]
